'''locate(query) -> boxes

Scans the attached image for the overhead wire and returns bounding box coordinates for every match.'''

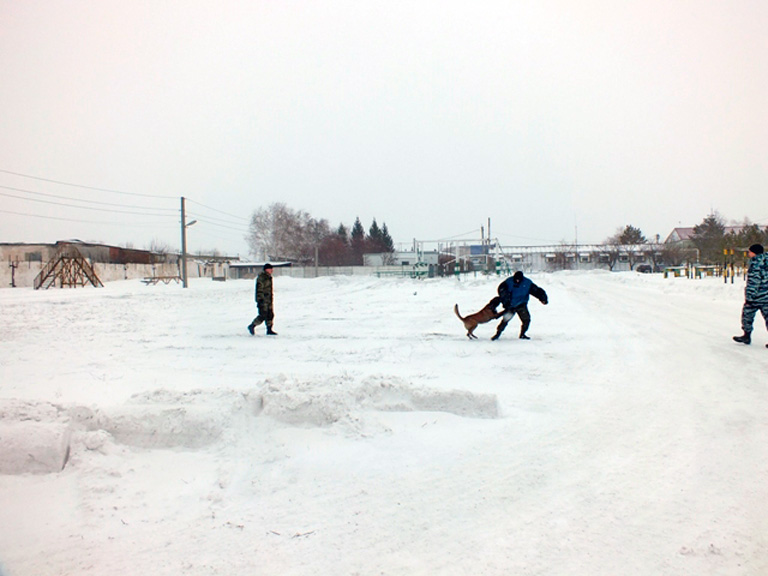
[0,190,177,217]
[186,213,251,231]
[0,168,176,199]
[185,198,250,223]
[0,183,177,212]
[0,168,253,254]
[417,228,481,242]
[0,208,178,228]
[495,231,562,244]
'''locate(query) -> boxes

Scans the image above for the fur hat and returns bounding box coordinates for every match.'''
[749,244,764,255]
[263,262,274,270]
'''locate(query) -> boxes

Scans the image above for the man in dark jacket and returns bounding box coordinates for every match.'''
[733,244,768,347]
[248,263,277,336]
[492,271,548,341]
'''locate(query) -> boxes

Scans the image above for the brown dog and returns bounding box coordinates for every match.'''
[454,296,502,339]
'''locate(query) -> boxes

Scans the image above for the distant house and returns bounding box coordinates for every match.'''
[1,240,241,288]
[0,240,177,266]
[228,261,292,279]
[364,251,438,267]
[665,226,744,245]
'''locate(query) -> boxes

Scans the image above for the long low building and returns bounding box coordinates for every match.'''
[0,241,237,288]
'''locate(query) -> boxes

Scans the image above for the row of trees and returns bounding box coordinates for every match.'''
[244,206,764,269]
[687,214,768,264]
[246,203,395,266]
[600,215,768,270]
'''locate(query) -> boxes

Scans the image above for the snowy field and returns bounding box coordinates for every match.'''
[1,271,767,576]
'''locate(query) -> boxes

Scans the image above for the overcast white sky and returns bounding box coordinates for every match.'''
[1,1,766,257]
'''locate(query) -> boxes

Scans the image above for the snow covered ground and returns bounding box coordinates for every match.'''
[1,271,767,576]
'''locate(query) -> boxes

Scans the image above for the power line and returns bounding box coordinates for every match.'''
[418,228,482,242]
[0,208,177,227]
[186,198,250,222]
[186,212,251,231]
[0,169,256,251]
[0,184,177,212]
[0,190,176,217]
[495,231,561,244]
[0,168,176,199]
[191,228,247,248]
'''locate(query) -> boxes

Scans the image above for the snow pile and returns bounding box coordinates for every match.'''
[0,400,71,475]
[0,375,499,475]
[258,374,499,427]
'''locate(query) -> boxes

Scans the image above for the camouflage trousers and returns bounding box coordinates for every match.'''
[741,301,768,333]
[252,302,274,328]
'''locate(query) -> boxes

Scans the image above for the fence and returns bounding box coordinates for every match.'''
[269,264,437,279]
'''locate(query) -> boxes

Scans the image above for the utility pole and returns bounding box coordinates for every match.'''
[179,198,198,289]
[180,197,188,288]
[487,217,492,272]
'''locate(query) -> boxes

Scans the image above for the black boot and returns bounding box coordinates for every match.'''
[733,332,751,345]
[247,323,255,335]
[491,321,508,341]
[266,327,278,336]
[519,333,530,340]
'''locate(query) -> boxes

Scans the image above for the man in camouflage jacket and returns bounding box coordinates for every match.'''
[248,263,277,336]
[733,244,768,347]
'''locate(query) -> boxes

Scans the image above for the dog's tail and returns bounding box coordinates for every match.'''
[453,303,464,321]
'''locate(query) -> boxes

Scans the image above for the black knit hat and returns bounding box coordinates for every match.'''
[749,244,764,255]
[263,262,273,270]
[513,271,524,282]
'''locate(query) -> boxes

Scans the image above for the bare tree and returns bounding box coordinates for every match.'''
[601,233,622,271]
[318,229,350,266]
[661,243,686,267]
[607,225,647,270]
[550,242,577,271]
[147,238,171,254]
[246,203,331,264]
[644,243,664,272]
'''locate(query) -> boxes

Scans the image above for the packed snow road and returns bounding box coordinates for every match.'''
[1,271,766,575]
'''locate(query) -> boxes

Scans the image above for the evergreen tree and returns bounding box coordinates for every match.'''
[691,213,726,263]
[368,219,383,251]
[381,223,395,252]
[618,225,647,245]
[318,223,351,266]
[730,221,768,252]
[350,217,366,265]
[336,223,349,242]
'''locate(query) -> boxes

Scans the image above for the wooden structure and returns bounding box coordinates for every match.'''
[141,275,182,285]
[34,244,103,289]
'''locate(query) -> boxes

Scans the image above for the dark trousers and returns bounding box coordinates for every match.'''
[494,305,531,338]
[741,301,768,333]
